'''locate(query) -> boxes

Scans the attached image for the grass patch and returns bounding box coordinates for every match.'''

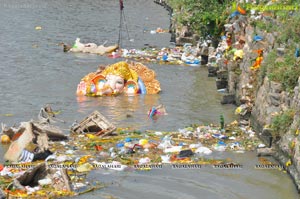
[260,12,300,92]
[263,49,300,92]
[251,19,278,33]
[276,13,300,44]
[271,109,295,137]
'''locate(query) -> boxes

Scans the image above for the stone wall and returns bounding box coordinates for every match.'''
[157,2,300,189]
[250,77,300,191]
[211,11,300,192]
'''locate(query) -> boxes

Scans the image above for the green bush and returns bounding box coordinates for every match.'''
[258,12,300,91]
[167,0,233,39]
[252,19,279,33]
[271,109,295,136]
[277,13,300,44]
[264,49,300,92]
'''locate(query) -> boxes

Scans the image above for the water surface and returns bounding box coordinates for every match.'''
[0,0,297,198]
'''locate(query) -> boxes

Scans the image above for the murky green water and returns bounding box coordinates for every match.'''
[0,0,298,198]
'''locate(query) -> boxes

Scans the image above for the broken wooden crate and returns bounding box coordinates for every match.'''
[71,111,116,137]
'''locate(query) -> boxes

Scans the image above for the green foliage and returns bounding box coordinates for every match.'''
[258,51,273,84]
[253,20,267,30]
[275,10,289,22]
[234,68,242,75]
[263,48,300,92]
[167,0,233,38]
[259,49,275,83]
[271,109,295,136]
[252,20,278,33]
[277,13,300,44]
[260,12,300,91]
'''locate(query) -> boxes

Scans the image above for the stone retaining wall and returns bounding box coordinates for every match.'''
[155,0,300,191]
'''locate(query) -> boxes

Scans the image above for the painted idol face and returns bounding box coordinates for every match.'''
[104,74,125,94]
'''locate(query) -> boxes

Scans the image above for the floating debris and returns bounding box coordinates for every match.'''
[71,110,116,137]
[0,107,265,198]
[35,26,42,30]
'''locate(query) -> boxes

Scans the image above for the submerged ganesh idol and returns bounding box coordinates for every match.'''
[77,61,161,96]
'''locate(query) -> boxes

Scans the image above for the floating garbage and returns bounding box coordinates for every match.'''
[178,149,194,158]
[62,39,207,68]
[189,143,202,149]
[195,147,212,155]
[139,139,148,146]
[0,113,13,117]
[0,134,10,144]
[64,38,118,55]
[116,142,124,148]
[3,120,67,163]
[161,155,171,163]
[164,146,182,153]
[0,107,262,198]
[148,104,167,118]
[139,157,151,165]
[214,144,227,152]
[212,134,228,139]
[230,142,242,150]
[38,178,52,186]
[35,26,42,30]
[71,110,116,137]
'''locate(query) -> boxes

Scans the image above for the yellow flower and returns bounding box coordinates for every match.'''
[235,107,242,115]
[286,159,291,167]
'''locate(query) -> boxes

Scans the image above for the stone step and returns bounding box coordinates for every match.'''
[207,66,218,76]
[216,78,228,90]
[220,93,235,104]
[217,70,228,79]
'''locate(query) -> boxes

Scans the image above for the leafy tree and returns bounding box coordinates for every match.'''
[167,0,233,40]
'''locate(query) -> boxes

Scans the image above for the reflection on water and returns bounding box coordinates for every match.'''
[0,0,298,198]
[77,93,162,129]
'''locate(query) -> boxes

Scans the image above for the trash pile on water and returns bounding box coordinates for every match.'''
[119,43,202,66]
[120,43,202,66]
[0,107,262,198]
[65,38,204,67]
